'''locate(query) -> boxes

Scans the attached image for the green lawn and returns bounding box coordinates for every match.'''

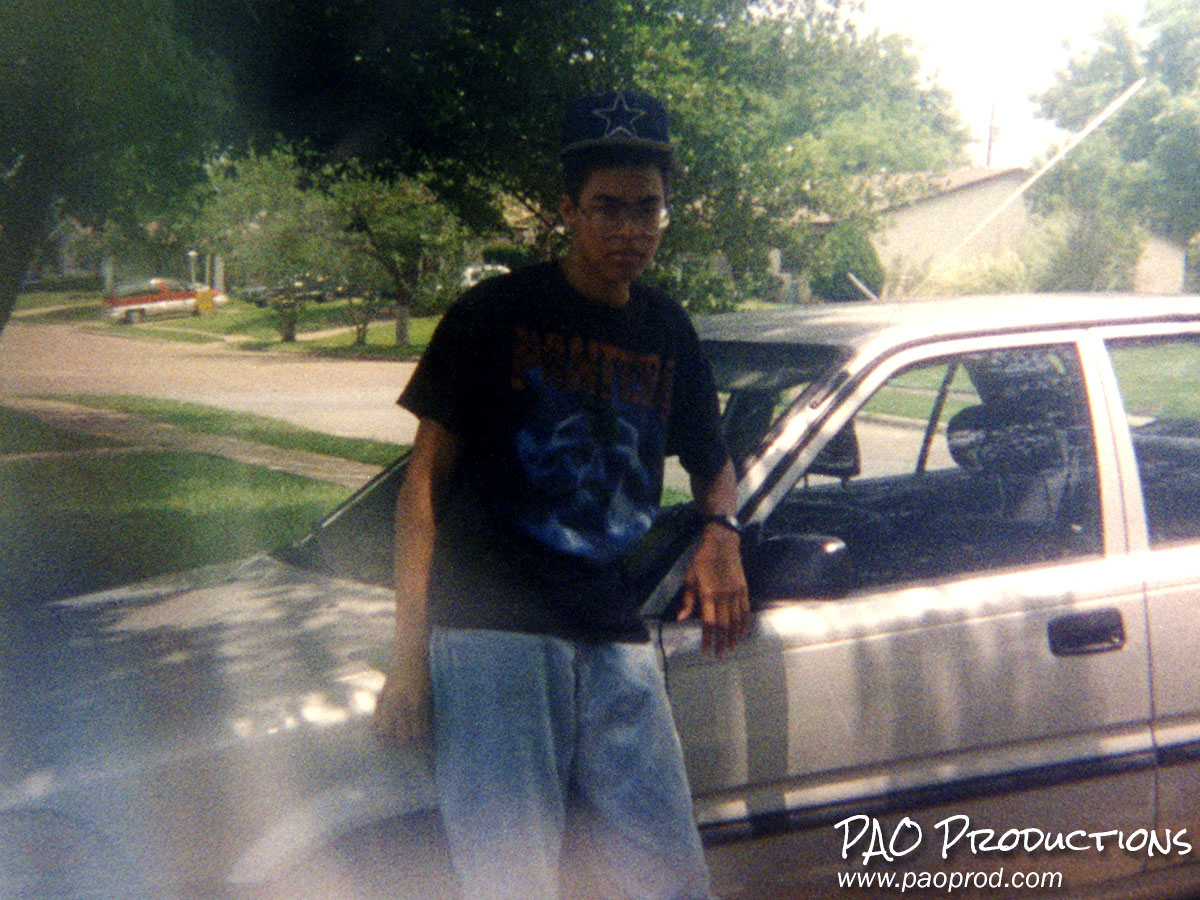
[0,404,356,604]
[13,290,104,323]
[56,394,407,466]
[17,289,437,356]
[14,289,99,310]
[0,406,121,454]
[0,448,349,605]
[1109,343,1200,419]
[297,316,440,358]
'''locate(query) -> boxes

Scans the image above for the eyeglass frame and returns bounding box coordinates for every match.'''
[575,199,671,236]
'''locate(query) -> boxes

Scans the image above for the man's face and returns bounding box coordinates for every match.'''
[560,165,667,286]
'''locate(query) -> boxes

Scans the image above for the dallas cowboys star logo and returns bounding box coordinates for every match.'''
[593,92,647,139]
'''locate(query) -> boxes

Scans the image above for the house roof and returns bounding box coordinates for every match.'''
[801,166,1028,226]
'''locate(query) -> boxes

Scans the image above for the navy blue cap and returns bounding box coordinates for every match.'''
[560,89,674,157]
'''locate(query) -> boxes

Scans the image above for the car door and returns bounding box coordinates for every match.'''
[1099,325,1200,877]
[659,332,1155,898]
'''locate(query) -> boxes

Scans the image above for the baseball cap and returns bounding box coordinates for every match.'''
[560,89,675,157]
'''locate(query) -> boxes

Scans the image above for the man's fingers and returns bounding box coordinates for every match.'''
[373,679,431,749]
[676,583,697,622]
[681,580,751,656]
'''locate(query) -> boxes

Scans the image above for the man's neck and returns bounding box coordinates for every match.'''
[560,251,631,308]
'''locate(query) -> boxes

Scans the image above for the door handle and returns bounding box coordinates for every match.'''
[1047,608,1125,656]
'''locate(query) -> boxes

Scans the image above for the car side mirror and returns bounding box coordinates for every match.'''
[742,532,852,603]
[807,422,860,482]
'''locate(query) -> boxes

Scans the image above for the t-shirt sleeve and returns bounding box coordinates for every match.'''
[665,312,729,485]
[397,293,489,439]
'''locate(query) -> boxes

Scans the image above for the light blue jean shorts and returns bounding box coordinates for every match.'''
[429,626,713,900]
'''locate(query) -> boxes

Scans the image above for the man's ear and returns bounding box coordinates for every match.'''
[559,194,576,229]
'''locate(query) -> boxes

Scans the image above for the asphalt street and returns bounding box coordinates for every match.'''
[0,321,419,444]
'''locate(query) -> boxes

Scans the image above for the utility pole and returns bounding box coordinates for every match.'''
[948,78,1146,260]
[985,104,998,168]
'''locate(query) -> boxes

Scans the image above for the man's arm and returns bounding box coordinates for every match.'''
[374,418,460,747]
[676,458,749,656]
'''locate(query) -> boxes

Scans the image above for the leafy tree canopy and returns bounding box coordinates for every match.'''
[1035,0,1200,242]
[0,0,226,333]
[190,148,471,341]
[175,0,968,307]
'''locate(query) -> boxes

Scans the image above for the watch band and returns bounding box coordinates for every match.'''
[702,513,740,534]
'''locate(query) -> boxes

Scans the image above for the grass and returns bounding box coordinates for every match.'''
[54,394,408,466]
[0,406,121,454]
[296,316,440,359]
[17,289,437,357]
[0,404,352,603]
[1110,343,1200,419]
[14,289,99,310]
[0,449,349,604]
[13,290,104,323]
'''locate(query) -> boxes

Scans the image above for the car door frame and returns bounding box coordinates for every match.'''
[654,326,1158,892]
[1089,320,1200,875]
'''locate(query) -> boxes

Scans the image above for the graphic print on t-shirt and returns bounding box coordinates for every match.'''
[510,327,675,563]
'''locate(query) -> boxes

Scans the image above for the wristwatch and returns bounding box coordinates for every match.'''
[702,513,741,534]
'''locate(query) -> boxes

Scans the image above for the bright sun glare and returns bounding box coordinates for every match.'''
[854,0,1149,168]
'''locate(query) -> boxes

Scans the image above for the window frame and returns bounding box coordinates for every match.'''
[747,329,1129,558]
[1091,322,1200,553]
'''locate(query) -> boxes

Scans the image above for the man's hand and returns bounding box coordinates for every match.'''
[677,523,749,656]
[374,653,432,748]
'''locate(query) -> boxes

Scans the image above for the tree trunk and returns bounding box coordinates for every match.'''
[394,302,410,347]
[0,155,58,337]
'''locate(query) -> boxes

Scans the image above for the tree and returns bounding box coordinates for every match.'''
[0,0,224,334]
[325,162,474,343]
[175,0,967,309]
[192,149,470,343]
[808,222,885,301]
[1035,1,1200,244]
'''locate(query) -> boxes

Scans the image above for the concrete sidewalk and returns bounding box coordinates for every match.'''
[1,396,384,490]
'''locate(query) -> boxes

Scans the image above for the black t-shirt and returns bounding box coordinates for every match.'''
[399,262,727,641]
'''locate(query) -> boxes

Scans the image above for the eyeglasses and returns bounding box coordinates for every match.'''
[578,201,670,235]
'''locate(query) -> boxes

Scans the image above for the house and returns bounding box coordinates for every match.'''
[1135,233,1188,294]
[867,166,1188,296]
[872,167,1029,290]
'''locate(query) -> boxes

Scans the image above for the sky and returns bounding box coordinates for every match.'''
[853,0,1149,169]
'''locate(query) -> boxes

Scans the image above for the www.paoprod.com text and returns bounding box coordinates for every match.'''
[838,868,1062,894]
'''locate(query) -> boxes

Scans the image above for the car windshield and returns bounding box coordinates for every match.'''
[277,339,847,590]
[705,340,845,475]
[112,280,160,298]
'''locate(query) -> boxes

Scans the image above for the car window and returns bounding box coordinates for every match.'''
[1106,334,1200,547]
[703,340,845,475]
[760,343,1103,594]
[113,281,156,298]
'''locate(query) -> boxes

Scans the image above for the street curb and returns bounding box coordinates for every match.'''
[1,396,382,490]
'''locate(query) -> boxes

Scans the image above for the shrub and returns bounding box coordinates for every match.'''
[809,224,884,302]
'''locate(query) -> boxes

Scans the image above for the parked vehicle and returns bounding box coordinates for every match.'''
[460,263,510,289]
[103,278,226,323]
[10,294,1200,900]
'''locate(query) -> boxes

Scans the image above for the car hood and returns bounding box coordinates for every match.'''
[1,554,435,887]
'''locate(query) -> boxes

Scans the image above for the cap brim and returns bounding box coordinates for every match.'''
[561,136,676,157]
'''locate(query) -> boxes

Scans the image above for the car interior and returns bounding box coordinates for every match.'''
[755,347,1105,597]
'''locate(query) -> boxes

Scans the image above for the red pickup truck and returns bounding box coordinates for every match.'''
[103,278,225,323]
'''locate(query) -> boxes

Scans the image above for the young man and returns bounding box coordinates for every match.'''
[374,89,748,900]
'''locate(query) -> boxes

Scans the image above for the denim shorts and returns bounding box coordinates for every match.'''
[429,626,713,900]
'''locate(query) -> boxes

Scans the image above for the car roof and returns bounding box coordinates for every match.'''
[697,294,1200,352]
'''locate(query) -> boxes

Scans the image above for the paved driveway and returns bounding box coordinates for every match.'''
[0,323,419,444]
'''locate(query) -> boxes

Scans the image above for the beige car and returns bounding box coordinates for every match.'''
[7,294,1200,899]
